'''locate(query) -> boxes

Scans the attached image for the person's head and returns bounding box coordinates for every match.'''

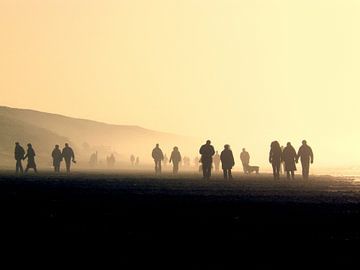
[271,141,280,149]
[173,146,178,151]
[206,140,211,145]
[15,142,19,146]
[302,140,307,145]
[224,144,230,150]
[156,143,159,148]
[55,144,59,149]
[242,148,245,152]
[27,143,32,148]
[287,142,291,147]
[65,143,69,147]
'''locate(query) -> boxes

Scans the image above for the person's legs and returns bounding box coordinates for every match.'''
[272,163,277,179]
[301,160,309,179]
[158,161,162,173]
[65,160,71,173]
[286,171,290,180]
[223,169,227,180]
[154,160,158,173]
[33,165,37,173]
[291,170,295,180]
[228,169,232,180]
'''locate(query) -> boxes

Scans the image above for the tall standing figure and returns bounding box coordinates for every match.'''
[199,140,215,180]
[283,142,297,180]
[169,146,182,174]
[296,140,314,179]
[24,143,37,173]
[52,145,63,172]
[62,143,76,174]
[152,144,164,174]
[220,144,235,180]
[240,148,250,174]
[269,141,282,180]
[14,142,25,174]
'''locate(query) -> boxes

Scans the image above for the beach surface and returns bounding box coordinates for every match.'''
[0,172,359,267]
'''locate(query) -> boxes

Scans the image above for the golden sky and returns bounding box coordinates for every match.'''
[1,0,360,166]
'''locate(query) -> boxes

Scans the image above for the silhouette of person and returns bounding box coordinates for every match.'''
[135,157,139,166]
[199,140,215,180]
[240,148,250,174]
[107,154,116,168]
[220,145,235,180]
[296,140,314,179]
[169,146,182,174]
[269,141,282,180]
[14,142,25,174]
[152,144,164,174]
[89,151,98,167]
[62,143,76,174]
[283,142,297,180]
[213,151,220,173]
[130,155,135,166]
[24,143,37,173]
[52,145,63,173]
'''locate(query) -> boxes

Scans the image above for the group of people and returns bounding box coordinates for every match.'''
[14,142,76,174]
[269,140,314,180]
[151,139,314,180]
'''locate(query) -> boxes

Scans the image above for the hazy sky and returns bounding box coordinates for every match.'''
[1,0,360,166]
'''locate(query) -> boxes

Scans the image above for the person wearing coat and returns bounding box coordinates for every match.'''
[269,141,282,180]
[199,140,215,180]
[296,140,314,180]
[220,144,235,180]
[52,145,63,173]
[14,142,25,174]
[24,143,37,173]
[62,143,76,174]
[169,146,182,174]
[152,144,164,174]
[282,142,297,180]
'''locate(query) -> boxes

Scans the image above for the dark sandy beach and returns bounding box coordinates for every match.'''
[0,172,359,267]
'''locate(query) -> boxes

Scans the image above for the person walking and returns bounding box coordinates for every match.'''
[199,140,215,180]
[52,145,63,173]
[14,142,25,174]
[169,146,182,174]
[283,142,297,180]
[269,141,282,180]
[152,144,164,174]
[296,140,314,179]
[240,148,250,174]
[62,143,76,174]
[220,144,235,180]
[24,143,37,173]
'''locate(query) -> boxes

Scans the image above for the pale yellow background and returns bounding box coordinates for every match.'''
[1,0,360,168]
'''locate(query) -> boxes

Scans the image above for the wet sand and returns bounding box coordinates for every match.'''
[0,172,359,267]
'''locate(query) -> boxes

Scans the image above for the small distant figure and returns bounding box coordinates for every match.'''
[194,156,200,168]
[213,151,221,173]
[107,154,116,168]
[24,143,37,173]
[14,142,25,174]
[130,155,135,166]
[89,151,98,167]
[169,146,182,174]
[152,144,164,174]
[62,143,76,174]
[135,156,140,166]
[240,148,250,174]
[220,145,235,180]
[283,142,297,180]
[269,141,282,180]
[164,154,169,167]
[199,140,215,180]
[52,145,63,173]
[183,156,191,168]
[296,140,314,180]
